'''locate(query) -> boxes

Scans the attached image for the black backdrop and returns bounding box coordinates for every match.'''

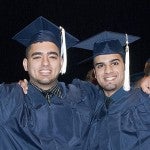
[0,0,149,83]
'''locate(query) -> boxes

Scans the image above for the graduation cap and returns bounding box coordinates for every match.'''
[131,57,150,82]
[12,16,79,74]
[74,31,140,91]
[131,72,144,83]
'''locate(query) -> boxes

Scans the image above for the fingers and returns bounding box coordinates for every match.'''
[18,79,28,94]
[141,76,150,94]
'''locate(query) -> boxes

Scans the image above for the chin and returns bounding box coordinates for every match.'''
[104,84,117,91]
[38,79,51,84]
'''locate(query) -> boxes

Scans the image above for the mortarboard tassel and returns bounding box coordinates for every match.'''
[123,34,130,91]
[59,26,67,74]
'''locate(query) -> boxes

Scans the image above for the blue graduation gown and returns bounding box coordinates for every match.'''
[0,79,105,150]
[86,87,150,150]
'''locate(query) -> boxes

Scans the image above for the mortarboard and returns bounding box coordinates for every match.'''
[74,31,140,91]
[12,16,79,74]
[74,31,140,60]
[131,57,150,82]
[131,72,144,83]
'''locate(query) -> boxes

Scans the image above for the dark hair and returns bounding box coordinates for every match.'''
[144,62,150,76]
[25,46,31,58]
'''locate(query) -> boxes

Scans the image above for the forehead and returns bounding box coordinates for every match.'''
[28,41,60,53]
[94,54,123,63]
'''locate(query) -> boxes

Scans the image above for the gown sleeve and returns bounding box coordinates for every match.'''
[0,83,24,124]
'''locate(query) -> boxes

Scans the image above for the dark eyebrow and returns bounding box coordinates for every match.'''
[110,58,120,62]
[31,51,59,57]
[31,52,42,57]
[47,51,59,56]
[94,62,102,67]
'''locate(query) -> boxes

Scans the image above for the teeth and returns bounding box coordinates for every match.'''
[41,71,50,73]
[105,77,116,81]
[40,70,50,73]
[40,70,51,75]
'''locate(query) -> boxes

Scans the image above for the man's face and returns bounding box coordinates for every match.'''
[93,54,125,96]
[23,41,63,90]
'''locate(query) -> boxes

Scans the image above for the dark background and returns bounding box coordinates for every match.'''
[0,0,149,83]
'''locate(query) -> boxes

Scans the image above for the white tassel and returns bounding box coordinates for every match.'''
[123,34,130,91]
[59,26,67,74]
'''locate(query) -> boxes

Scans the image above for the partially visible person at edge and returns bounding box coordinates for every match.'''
[131,57,150,88]
[85,68,98,85]
[74,31,150,150]
[0,16,105,150]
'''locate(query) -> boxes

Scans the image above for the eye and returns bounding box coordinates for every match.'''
[95,63,104,69]
[32,55,41,59]
[49,55,58,59]
[112,61,119,66]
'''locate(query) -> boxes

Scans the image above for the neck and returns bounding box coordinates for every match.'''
[30,80,58,91]
[104,90,116,97]
[103,87,122,97]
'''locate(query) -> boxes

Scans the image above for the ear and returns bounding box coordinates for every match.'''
[23,58,28,71]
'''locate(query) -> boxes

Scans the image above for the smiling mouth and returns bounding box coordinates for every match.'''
[39,70,51,75]
[104,76,116,81]
[40,70,50,73]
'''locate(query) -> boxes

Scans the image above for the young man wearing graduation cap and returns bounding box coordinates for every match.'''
[0,16,105,150]
[75,31,150,150]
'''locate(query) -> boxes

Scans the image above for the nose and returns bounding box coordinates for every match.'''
[104,65,113,73]
[42,56,49,66]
